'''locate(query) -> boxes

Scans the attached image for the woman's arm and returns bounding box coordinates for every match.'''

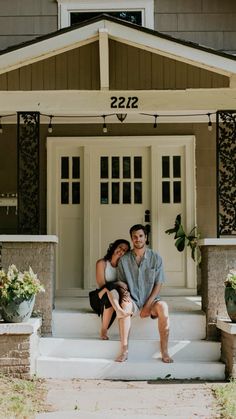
[96,259,106,288]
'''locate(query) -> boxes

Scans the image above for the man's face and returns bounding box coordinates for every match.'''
[131,229,147,249]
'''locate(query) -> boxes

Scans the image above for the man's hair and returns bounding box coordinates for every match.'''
[129,224,147,237]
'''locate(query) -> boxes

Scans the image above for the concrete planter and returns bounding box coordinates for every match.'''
[1,296,35,323]
[225,287,236,323]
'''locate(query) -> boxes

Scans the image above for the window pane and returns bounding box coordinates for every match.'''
[61,182,69,204]
[162,182,170,203]
[71,11,142,26]
[112,157,120,178]
[112,183,119,204]
[101,157,108,178]
[123,157,131,178]
[61,157,69,179]
[174,181,181,203]
[72,157,80,179]
[173,156,181,178]
[134,157,142,178]
[123,182,131,204]
[134,182,142,203]
[72,182,80,204]
[101,183,109,204]
[162,156,170,178]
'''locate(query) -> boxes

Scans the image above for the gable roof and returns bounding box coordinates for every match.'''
[0,14,236,77]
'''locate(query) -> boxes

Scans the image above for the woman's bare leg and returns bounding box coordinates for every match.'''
[115,301,133,362]
[100,306,114,340]
[108,289,132,318]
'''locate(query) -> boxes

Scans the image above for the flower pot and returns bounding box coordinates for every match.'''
[225,287,236,323]
[1,295,35,323]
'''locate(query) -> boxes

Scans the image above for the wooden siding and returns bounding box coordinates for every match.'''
[109,40,229,90]
[155,0,236,54]
[0,42,100,90]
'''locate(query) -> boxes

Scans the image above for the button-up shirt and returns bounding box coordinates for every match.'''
[117,248,166,309]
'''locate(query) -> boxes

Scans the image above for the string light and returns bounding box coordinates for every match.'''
[207,113,213,131]
[102,115,107,133]
[48,115,53,133]
[153,114,158,128]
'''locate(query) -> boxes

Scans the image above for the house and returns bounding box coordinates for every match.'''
[0,0,235,380]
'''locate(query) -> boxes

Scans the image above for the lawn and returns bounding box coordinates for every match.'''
[0,374,48,418]
[212,380,236,419]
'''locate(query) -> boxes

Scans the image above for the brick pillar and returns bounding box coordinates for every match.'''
[201,242,236,340]
[1,237,57,336]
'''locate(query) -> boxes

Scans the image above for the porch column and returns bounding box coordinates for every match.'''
[17,111,41,234]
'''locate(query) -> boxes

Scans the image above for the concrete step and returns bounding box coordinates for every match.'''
[39,337,221,362]
[36,355,225,380]
[52,311,206,340]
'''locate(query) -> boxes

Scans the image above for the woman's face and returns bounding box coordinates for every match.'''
[113,243,129,259]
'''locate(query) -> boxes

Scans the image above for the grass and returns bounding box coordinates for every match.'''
[0,373,48,418]
[212,380,236,419]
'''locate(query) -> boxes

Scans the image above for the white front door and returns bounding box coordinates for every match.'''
[47,136,196,296]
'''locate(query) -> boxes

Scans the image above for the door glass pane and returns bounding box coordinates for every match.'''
[162,181,170,203]
[123,157,131,178]
[134,182,142,203]
[174,181,181,203]
[101,183,109,204]
[162,156,170,178]
[61,157,69,179]
[123,182,131,204]
[72,182,80,204]
[173,156,181,178]
[72,157,80,179]
[61,182,69,204]
[112,157,120,178]
[112,183,119,204]
[101,157,108,178]
[134,157,142,178]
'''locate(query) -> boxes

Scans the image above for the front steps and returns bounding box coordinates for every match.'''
[36,299,226,380]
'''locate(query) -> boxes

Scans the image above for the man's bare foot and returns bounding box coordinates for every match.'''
[116,308,132,319]
[162,352,173,363]
[100,329,109,340]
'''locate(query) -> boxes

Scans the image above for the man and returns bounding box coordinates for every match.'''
[115,224,173,363]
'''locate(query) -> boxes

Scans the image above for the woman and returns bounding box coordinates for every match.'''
[90,239,131,340]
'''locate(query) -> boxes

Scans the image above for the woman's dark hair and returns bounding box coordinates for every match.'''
[104,239,130,261]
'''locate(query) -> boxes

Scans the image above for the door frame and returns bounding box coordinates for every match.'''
[47,135,196,294]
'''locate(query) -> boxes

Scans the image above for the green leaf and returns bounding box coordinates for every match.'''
[175,237,186,252]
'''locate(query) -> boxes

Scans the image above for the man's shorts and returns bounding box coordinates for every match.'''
[131,297,161,318]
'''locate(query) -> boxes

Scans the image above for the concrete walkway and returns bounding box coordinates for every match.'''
[36,379,222,419]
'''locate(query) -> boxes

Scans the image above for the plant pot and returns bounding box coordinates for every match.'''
[225,287,236,323]
[0,295,35,323]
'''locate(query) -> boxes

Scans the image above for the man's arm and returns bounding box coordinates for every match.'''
[140,282,162,318]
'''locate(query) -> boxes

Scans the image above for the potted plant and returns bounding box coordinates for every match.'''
[165,214,201,264]
[0,264,45,323]
[224,270,236,322]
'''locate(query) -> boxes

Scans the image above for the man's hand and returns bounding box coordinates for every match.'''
[140,304,152,318]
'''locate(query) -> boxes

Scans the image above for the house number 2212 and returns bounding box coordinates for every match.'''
[110,96,139,109]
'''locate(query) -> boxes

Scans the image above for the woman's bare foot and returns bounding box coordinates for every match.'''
[161,352,173,363]
[100,329,109,340]
[115,346,128,362]
[116,308,132,319]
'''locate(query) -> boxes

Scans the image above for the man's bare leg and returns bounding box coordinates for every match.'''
[100,306,114,340]
[108,289,132,318]
[115,301,133,362]
[151,301,173,363]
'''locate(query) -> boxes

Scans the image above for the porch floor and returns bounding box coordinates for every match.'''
[54,295,202,313]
